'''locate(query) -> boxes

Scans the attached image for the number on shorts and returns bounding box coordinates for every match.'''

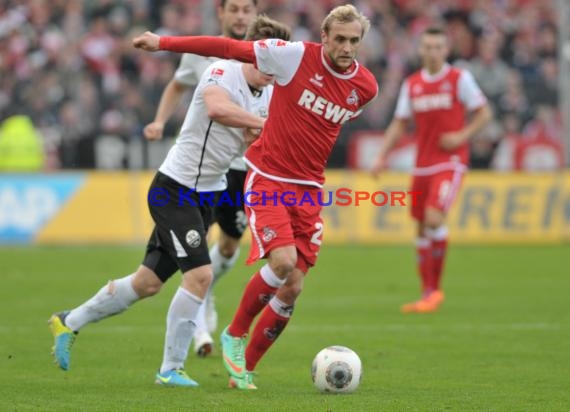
[310,222,324,246]
[438,180,451,206]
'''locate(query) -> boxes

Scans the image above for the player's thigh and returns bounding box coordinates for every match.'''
[410,175,429,222]
[244,172,295,259]
[147,172,213,276]
[291,189,324,273]
[141,227,179,284]
[426,170,464,216]
[214,169,248,240]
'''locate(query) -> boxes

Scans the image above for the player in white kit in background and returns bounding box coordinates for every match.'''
[49,16,291,388]
[144,0,258,356]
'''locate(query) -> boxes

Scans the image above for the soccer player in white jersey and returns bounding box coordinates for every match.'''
[144,0,258,357]
[49,16,291,388]
[134,5,379,389]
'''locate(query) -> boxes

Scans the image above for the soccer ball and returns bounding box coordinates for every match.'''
[311,346,362,393]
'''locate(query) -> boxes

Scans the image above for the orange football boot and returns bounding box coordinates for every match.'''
[401,290,445,313]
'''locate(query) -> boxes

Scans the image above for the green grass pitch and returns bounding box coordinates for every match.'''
[1,244,569,411]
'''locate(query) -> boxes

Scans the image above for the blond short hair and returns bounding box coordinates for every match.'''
[321,4,371,37]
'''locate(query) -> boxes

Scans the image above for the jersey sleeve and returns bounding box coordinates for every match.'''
[394,80,412,119]
[253,39,305,86]
[174,54,201,86]
[458,69,487,111]
[200,61,240,100]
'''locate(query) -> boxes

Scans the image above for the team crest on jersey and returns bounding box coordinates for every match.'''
[310,73,324,88]
[258,107,268,118]
[440,81,452,92]
[262,226,276,243]
[412,84,423,95]
[346,89,359,105]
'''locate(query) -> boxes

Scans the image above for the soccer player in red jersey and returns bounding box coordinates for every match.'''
[134,4,379,389]
[371,27,492,313]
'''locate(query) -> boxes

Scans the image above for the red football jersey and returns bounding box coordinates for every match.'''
[395,64,487,174]
[246,40,378,187]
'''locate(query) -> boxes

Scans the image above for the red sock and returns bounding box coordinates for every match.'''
[416,238,433,294]
[431,237,448,290]
[228,271,278,337]
[245,298,292,371]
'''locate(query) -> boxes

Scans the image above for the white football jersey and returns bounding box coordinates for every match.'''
[174,53,247,171]
[160,60,272,192]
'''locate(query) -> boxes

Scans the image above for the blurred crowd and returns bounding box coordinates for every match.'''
[0,0,562,169]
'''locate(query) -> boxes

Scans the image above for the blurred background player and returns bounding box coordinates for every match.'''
[50,15,290,387]
[144,0,258,356]
[134,4,379,389]
[371,27,492,313]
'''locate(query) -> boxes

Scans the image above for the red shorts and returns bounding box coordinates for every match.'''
[410,169,464,221]
[244,170,323,273]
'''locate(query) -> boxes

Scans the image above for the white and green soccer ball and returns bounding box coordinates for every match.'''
[311,346,362,393]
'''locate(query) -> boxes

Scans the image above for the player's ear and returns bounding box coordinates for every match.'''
[320,30,327,44]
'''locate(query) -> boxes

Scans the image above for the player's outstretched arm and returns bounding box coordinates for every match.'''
[370,118,406,179]
[203,85,266,130]
[133,31,160,51]
[133,32,255,63]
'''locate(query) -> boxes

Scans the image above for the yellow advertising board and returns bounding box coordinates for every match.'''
[27,171,570,245]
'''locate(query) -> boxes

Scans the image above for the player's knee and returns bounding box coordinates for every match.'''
[218,237,239,258]
[268,248,297,278]
[278,282,303,302]
[183,266,213,292]
[132,268,163,298]
[424,210,445,229]
[270,258,296,279]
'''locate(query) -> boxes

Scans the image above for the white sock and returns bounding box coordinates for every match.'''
[210,243,240,286]
[160,287,202,374]
[65,274,139,332]
[194,289,210,333]
[425,225,449,241]
[260,264,286,288]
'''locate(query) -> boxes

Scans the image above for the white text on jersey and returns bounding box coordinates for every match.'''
[297,89,360,125]
[412,93,453,112]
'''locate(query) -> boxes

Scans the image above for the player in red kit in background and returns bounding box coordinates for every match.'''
[371,27,492,313]
[134,5,378,389]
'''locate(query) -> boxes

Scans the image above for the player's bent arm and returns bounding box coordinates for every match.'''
[370,118,407,177]
[144,79,189,140]
[461,104,493,141]
[203,85,265,130]
[148,79,188,129]
[378,118,407,158]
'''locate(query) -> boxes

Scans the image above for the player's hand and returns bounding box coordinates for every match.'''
[244,127,262,146]
[440,131,467,151]
[143,122,164,141]
[133,31,160,52]
[370,155,387,179]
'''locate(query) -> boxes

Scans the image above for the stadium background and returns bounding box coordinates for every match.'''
[1,2,569,410]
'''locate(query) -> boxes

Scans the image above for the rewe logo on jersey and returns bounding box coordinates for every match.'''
[297,89,361,125]
[412,93,452,112]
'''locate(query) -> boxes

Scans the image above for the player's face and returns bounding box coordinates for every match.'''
[251,67,275,88]
[218,0,257,40]
[321,20,363,71]
[419,34,449,73]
